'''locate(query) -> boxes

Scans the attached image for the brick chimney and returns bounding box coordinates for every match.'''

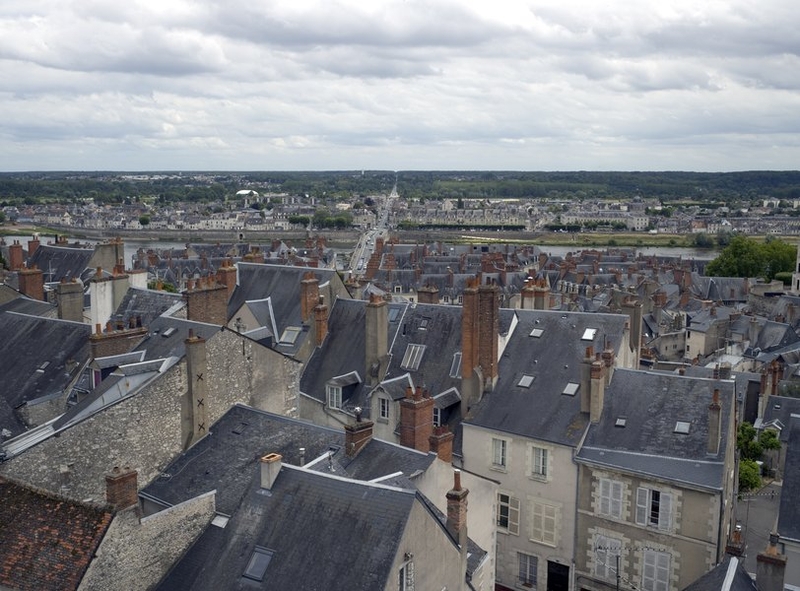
[185,281,228,325]
[8,240,23,270]
[621,298,642,365]
[581,346,594,414]
[57,278,84,322]
[707,388,722,455]
[260,453,282,490]
[417,284,439,305]
[105,466,139,510]
[446,469,469,582]
[399,386,434,452]
[756,533,787,591]
[89,322,148,358]
[300,271,320,323]
[429,426,454,462]
[215,259,237,301]
[182,329,209,450]
[461,276,500,396]
[27,236,40,259]
[18,266,44,301]
[365,294,389,387]
[314,295,329,346]
[344,407,373,458]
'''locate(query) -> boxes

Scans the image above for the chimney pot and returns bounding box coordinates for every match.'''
[260,453,282,490]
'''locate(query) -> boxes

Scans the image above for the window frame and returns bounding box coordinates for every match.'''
[492,438,508,470]
[594,535,622,582]
[497,492,520,535]
[517,552,538,588]
[598,478,623,519]
[642,549,670,591]
[530,500,557,546]
[327,385,342,409]
[636,487,673,531]
[531,446,549,480]
[399,559,415,591]
[379,397,390,420]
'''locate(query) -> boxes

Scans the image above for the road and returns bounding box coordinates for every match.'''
[347,183,396,275]
[740,480,781,575]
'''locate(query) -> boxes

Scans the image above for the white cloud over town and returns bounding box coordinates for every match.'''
[1,0,798,171]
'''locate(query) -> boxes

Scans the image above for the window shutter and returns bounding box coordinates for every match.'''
[611,481,623,518]
[544,504,556,545]
[509,496,520,535]
[658,492,673,531]
[599,479,610,515]
[636,487,648,525]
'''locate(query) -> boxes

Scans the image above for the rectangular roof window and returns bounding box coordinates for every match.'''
[243,547,274,581]
[388,308,400,322]
[674,421,691,434]
[529,328,544,338]
[562,382,580,396]
[211,515,229,528]
[449,352,462,378]
[162,327,177,338]
[401,344,426,371]
[518,375,535,388]
[419,317,430,329]
[279,326,302,344]
[581,328,598,341]
[615,417,627,428]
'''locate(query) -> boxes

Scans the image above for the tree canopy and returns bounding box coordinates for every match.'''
[705,236,796,281]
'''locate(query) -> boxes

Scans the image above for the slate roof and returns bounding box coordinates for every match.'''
[762,396,800,443]
[28,244,95,283]
[0,477,113,591]
[778,420,800,542]
[681,555,758,591]
[132,316,221,361]
[0,313,91,438]
[576,369,734,491]
[109,287,184,327]
[0,295,57,317]
[467,309,629,447]
[154,465,416,591]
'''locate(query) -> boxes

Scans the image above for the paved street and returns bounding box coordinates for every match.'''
[740,480,782,574]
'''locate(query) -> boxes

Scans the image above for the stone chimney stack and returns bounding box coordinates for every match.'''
[9,240,23,270]
[182,329,209,450]
[57,278,84,322]
[105,466,139,510]
[365,294,389,387]
[756,533,787,591]
[621,298,643,366]
[581,346,594,414]
[399,386,434,452]
[344,407,373,458]
[300,271,320,323]
[314,295,329,346]
[417,284,440,305]
[707,388,722,455]
[260,453,282,490]
[18,265,44,301]
[589,358,606,423]
[446,469,469,585]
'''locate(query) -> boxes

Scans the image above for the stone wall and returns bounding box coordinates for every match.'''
[79,492,215,591]
[1,328,302,502]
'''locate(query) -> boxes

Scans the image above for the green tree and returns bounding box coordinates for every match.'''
[138,215,150,226]
[739,459,762,491]
[737,422,762,461]
[759,429,781,453]
[692,232,714,248]
[705,236,766,278]
[761,238,796,281]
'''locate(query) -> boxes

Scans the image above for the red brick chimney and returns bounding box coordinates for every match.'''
[89,322,148,358]
[417,284,439,305]
[314,296,328,346]
[446,469,469,581]
[757,533,787,591]
[185,281,228,325]
[215,259,237,301]
[27,236,40,259]
[300,271,320,323]
[344,407,373,458]
[429,426,454,462]
[18,265,44,301]
[105,466,139,510]
[9,240,23,270]
[399,386,434,452]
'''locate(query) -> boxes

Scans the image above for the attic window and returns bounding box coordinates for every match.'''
[530,328,544,338]
[562,382,580,396]
[419,317,430,330]
[388,308,400,322]
[162,327,177,338]
[449,352,462,378]
[279,326,302,344]
[243,546,274,581]
[581,328,598,341]
[518,375,535,388]
[674,421,691,434]
[401,344,426,371]
[615,417,627,428]
[211,514,229,528]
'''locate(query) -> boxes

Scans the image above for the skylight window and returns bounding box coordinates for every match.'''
[562,382,580,396]
[401,344,426,371]
[162,327,177,338]
[279,326,302,344]
[615,417,627,428]
[419,317,430,329]
[674,421,691,434]
[581,328,598,341]
[518,375,535,388]
[211,515,229,528]
[388,308,400,322]
[529,328,544,338]
[243,547,274,581]
[449,352,462,378]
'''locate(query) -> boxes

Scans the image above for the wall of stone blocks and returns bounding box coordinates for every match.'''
[1,329,302,502]
[78,492,215,591]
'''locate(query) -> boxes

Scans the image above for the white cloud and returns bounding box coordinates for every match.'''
[0,0,799,171]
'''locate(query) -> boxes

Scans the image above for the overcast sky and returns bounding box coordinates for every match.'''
[1,0,799,172]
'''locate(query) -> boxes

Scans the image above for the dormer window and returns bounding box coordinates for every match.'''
[327,385,342,409]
